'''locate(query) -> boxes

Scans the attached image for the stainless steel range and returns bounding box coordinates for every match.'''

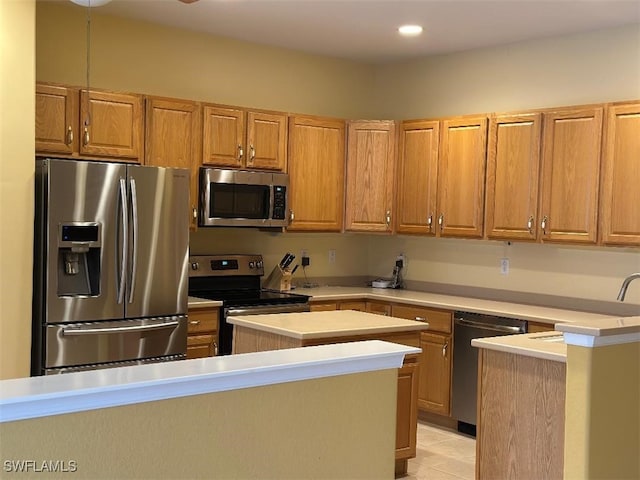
[188,254,310,355]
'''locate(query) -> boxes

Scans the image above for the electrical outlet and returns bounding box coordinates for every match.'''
[500,258,509,275]
[328,249,336,264]
[301,256,310,267]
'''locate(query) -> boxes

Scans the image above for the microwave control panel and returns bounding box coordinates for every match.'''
[272,185,287,220]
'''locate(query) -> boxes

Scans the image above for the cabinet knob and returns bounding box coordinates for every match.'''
[438,213,444,230]
[442,341,448,358]
[237,144,244,160]
[385,210,391,227]
[527,215,534,234]
[192,207,198,219]
[427,214,433,230]
[414,316,426,322]
[82,127,90,146]
[189,320,200,325]
[289,210,295,222]
[213,341,218,356]
[541,215,548,235]
[249,144,255,164]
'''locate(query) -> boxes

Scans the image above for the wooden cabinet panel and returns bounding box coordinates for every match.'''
[366,301,392,316]
[202,106,244,168]
[438,116,488,238]
[396,120,439,235]
[418,332,452,416]
[35,84,78,154]
[79,90,143,161]
[600,102,640,246]
[528,321,555,333]
[396,356,419,461]
[309,301,338,312]
[145,97,201,230]
[345,120,396,232]
[187,307,219,359]
[391,304,452,334]
[485,113,542,241]
[287,115,346,231]
[246,111,287,171]
[187,334,217,359]
[539,107,603,243]
[339,301,366,311]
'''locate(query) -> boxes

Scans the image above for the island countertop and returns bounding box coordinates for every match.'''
[227,310,430,340]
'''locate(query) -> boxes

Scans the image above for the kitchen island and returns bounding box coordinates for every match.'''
[228,310,430,477]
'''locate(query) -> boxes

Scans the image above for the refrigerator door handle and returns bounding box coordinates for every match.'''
[117,178,128,304]
[128,178,139,304]
[62,320,180,336]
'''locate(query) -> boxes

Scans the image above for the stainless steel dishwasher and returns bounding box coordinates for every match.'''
[451,311,527,435]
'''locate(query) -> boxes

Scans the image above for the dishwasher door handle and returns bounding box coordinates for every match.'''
[455,317,524,334]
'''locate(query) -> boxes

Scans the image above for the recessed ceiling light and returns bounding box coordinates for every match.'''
[398,25,423,37]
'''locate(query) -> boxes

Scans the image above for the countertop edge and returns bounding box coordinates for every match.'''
[472,333,566,363]
[0,341,417,423]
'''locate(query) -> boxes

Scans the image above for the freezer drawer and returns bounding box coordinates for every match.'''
[44,316,187,370]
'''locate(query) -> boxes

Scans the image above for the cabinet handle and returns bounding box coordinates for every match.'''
[237,144,244,160]
[289,210,294,222]
[66,126,74,145]
[442,341,448,358]
[213,341,218,356]
[427,215,433,230]
[438,213,444,230]
[249,144,255,164]
[527,215,534,234]
[414,316,426,322]
[192,207,198,219]
[189,320,200,325]
[541,215,548,235]
[82,127,90,146]
[385,210,391,227]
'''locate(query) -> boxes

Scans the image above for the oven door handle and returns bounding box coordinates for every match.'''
[226,304,309,317]
[62,320,179,336]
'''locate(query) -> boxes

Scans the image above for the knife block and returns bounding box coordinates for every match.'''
[263,265,292,292]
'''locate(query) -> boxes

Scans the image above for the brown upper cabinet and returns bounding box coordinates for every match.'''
[437,116,488,238]
[539,106,603,244]
[599,102,640,246]
[145,96,202,231]
[202,105,287,171]
[485,113,542,241]
[396,120,440,235]
[345,120,397,233]
[36,83,144,162]
[287,115,346,232]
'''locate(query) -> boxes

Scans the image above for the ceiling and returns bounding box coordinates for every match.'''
[93,0,640,63]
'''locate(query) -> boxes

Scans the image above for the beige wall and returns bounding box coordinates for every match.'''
[0,0,35,380]
[36,1,377,118]
[564,342,640,479]
[0,370,397,479]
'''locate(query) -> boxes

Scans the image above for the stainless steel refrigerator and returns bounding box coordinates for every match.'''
[32,158,190,375]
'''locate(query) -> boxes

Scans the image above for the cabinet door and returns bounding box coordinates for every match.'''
[539,107,603,243]
[187,334,217,359]
[418,332,452,416]
[35,83,78,155]
[366,301,392,316]
[145,97,201,230]
[599,102,640,246]
[338,301,366,311]
[202,106,245,168]
[287,115,346,231]
[396,120,439,235]
[396,356,419,460]
[438,116,488,238]
[79,90,143,161]
[246,111,287,171]
[485,113,542,241]
[309,302,338,312]
[345,120,396,232]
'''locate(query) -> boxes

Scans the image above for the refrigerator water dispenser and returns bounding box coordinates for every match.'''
[57,223,101,297]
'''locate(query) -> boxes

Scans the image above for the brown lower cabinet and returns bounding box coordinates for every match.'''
[186,307,219,359]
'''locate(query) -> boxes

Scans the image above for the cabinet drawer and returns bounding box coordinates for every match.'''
[187,334,217,359]
[310,302,338,312]
[391,305,452,334]
[366,301,392,316]
[187,308,219,334]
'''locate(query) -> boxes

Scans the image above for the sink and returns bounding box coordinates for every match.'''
[530,333,565,343]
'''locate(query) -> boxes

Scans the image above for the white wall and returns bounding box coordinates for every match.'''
[0,0,35,379]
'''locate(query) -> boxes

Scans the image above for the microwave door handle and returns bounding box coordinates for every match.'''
[117,178,128,304]
[128,178,139,304]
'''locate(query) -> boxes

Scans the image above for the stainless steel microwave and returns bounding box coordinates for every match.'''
[199,168,289,227]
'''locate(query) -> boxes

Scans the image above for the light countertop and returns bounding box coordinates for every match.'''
[472,331,567,363]
[300,286,615,326]
[0,340,418,423]
[556,315,640,336]
[227,310,430,339]
[188,296,223,308]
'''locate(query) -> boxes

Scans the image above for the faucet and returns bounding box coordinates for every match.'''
[617,273,640,302]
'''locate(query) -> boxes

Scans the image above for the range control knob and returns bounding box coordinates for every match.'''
[190,262,199,271]
[256,261,263,269]
[249,261,256,269]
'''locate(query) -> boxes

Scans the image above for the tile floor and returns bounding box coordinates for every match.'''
[405,421,476,480]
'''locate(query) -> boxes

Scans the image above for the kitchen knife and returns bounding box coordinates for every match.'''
[291,264,299,275]
[279,253,292,268]
[282,254,296,269]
